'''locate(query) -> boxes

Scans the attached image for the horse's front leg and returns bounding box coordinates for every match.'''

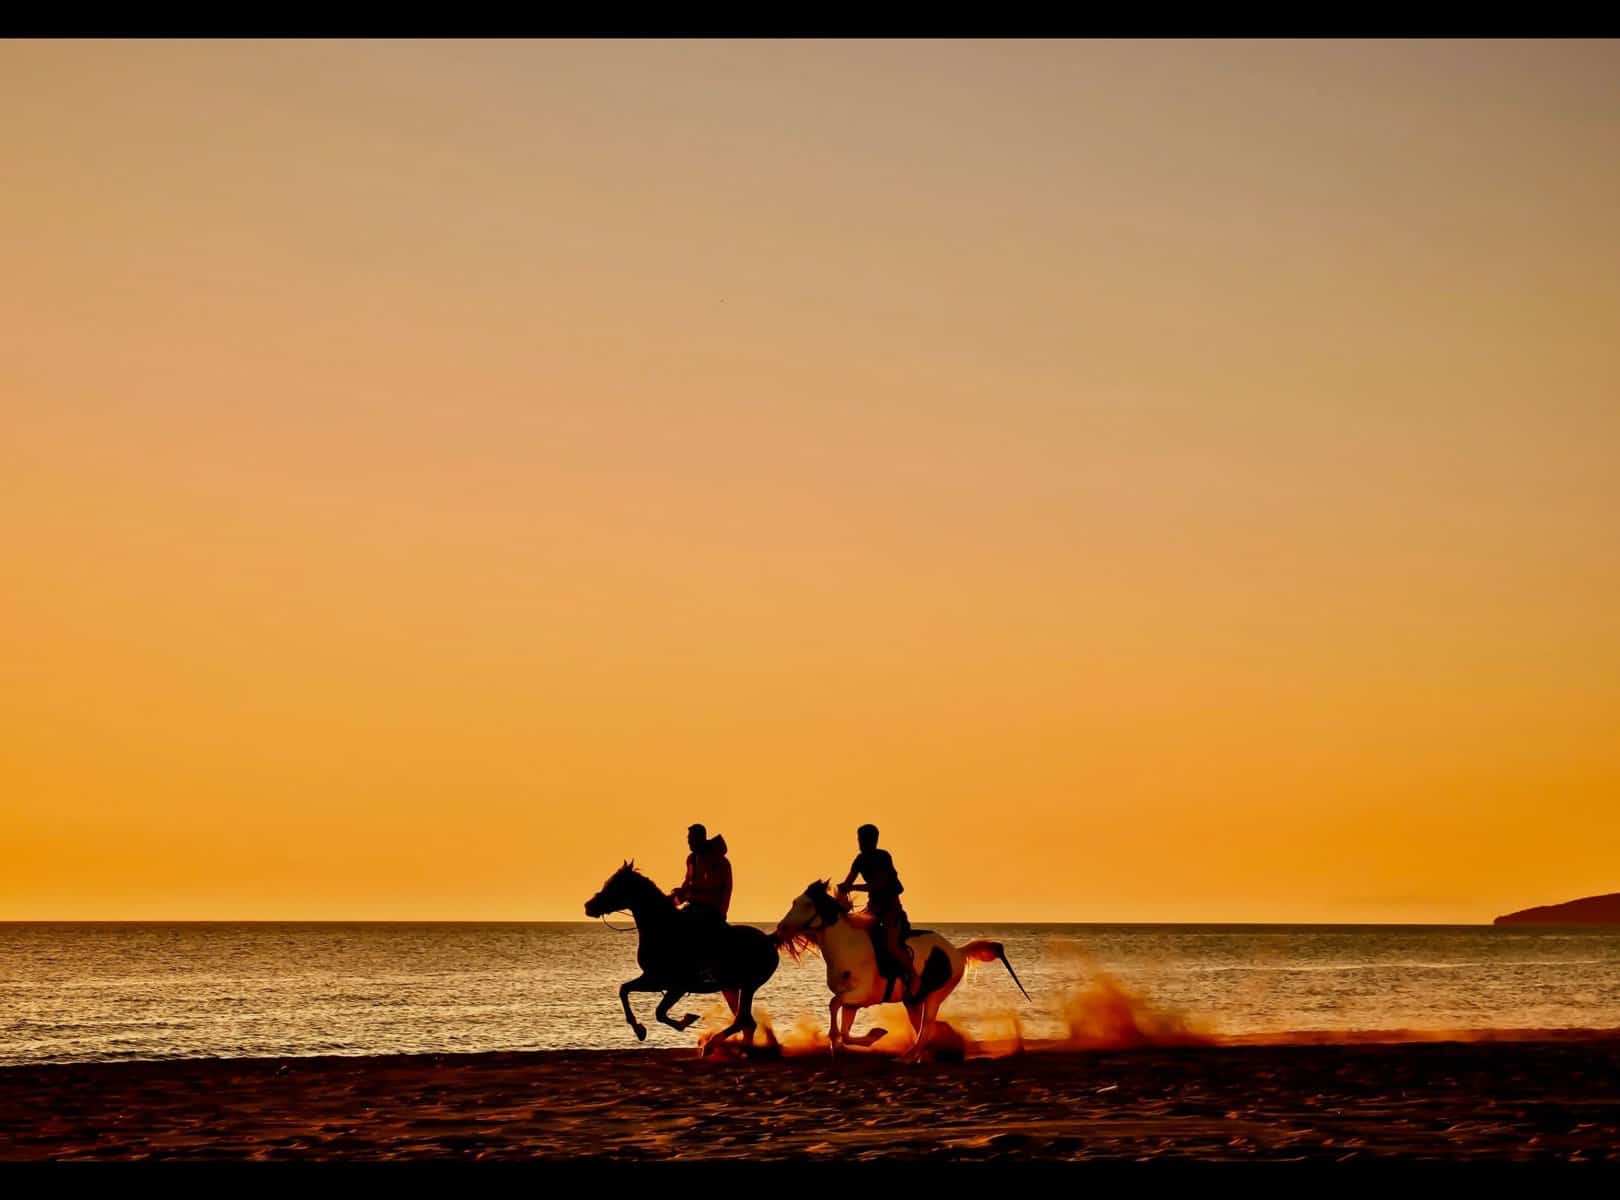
[619,974,654,1041]
[827,995,842,1058]
[655,989,700,1032]
[837,1002,860,1050]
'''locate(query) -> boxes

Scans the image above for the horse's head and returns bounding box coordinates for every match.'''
[584,860,644,919]
[771,879,847,957]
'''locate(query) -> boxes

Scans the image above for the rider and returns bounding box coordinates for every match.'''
[671,823,732,969]
[838,823,915,997]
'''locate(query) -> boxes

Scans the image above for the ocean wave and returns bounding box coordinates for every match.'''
[1181,959,1614,973]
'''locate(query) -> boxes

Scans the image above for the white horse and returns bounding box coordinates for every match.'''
[772,880,1029,1063]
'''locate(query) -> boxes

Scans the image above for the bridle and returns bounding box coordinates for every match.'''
[795,889,846,933]
[592,881,643,934]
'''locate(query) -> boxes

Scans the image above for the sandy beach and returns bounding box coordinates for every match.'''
[4,1034,1618,1163]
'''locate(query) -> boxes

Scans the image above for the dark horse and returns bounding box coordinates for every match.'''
[584,861,779,1055]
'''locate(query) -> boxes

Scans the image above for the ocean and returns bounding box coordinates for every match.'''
[4,923,1618,1068]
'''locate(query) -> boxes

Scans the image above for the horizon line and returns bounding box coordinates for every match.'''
[0,917,1522,928]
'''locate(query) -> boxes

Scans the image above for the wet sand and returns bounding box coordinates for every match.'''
[3,1036,1618,1163]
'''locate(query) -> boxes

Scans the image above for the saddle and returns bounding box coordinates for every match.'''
[678,905,727,991]
[869,917,931,1003]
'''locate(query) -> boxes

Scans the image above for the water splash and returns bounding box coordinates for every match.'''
[1217,1026,1620,1047]
[692,940,1620,1061]
[692,961,1214,1060]
[1049,968,1216,1049]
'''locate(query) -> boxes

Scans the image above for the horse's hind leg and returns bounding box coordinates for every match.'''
[901,990,947,1064]
[694,988,742,1055]
[736,985,760,1048]
[703,985,758,1056]
[655,989,700,1032]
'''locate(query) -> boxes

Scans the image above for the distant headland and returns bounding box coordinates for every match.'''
[1494,892,1620,926]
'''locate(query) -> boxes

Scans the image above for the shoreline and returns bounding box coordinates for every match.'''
[4,1035,1619,1162]
[7,1021,1619,1074]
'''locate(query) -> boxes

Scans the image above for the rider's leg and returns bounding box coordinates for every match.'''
[885,921,915,988]
[706,907,727,965]
[693,905,723,970]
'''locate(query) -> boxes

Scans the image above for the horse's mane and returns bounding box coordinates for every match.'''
[775,928,820,962]
[808,879,856,919]
[608,861,672,910]
[773,879,856,962]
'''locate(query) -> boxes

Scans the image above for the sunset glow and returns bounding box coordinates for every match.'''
[4,39,1618,923]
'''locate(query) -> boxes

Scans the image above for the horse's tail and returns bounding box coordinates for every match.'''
[960,939,1031,1001]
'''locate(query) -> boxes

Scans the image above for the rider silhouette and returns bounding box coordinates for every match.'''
[671,823,731,973]
[838,823,914,997]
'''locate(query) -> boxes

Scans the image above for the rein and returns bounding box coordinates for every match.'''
[798,889,850,933]
[594,871,675,935]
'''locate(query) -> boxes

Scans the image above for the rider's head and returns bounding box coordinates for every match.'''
[688,823,707,852]
[857,823,879,851]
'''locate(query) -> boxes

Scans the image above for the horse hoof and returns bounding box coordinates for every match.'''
[675,1013,699,1031]
[633,1024,647,1042]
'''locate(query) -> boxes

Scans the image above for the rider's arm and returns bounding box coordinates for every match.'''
[838,859,866,893]
[671,854,694,902]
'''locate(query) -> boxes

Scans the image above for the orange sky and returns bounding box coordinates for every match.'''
[4,40,1618,923]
